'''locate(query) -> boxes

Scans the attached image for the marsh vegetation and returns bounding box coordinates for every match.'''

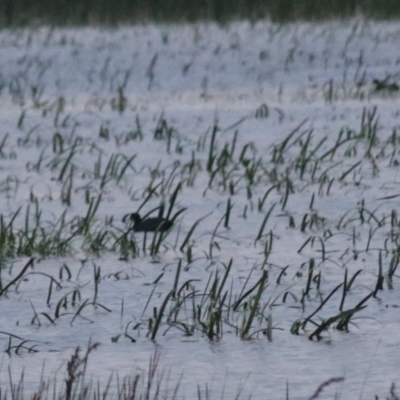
[0,19,399,399]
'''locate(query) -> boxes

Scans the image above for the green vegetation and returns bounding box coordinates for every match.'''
[0,104,399,342]
[2,0,400,26]
[0,19,399,399]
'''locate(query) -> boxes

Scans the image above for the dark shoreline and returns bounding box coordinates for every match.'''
[1,0,400,28]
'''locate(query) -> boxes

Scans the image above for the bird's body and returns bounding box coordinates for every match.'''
[128,213,173,232]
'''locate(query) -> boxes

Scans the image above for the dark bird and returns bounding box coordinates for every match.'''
[127,213,174,233]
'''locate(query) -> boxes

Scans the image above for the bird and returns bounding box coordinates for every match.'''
[126,213,174,233]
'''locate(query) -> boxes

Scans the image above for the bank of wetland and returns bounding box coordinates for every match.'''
[0,19,400,399]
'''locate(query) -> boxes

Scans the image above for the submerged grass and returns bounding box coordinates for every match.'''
[1,342,398,399]
[0,103,396,344]
[0,21,399,399]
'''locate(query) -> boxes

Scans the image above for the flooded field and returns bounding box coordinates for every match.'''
[0,19,400,399]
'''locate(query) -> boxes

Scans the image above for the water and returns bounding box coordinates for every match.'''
[0,19,399,399]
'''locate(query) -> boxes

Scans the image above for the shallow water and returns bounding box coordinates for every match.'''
[0,19,400,399]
